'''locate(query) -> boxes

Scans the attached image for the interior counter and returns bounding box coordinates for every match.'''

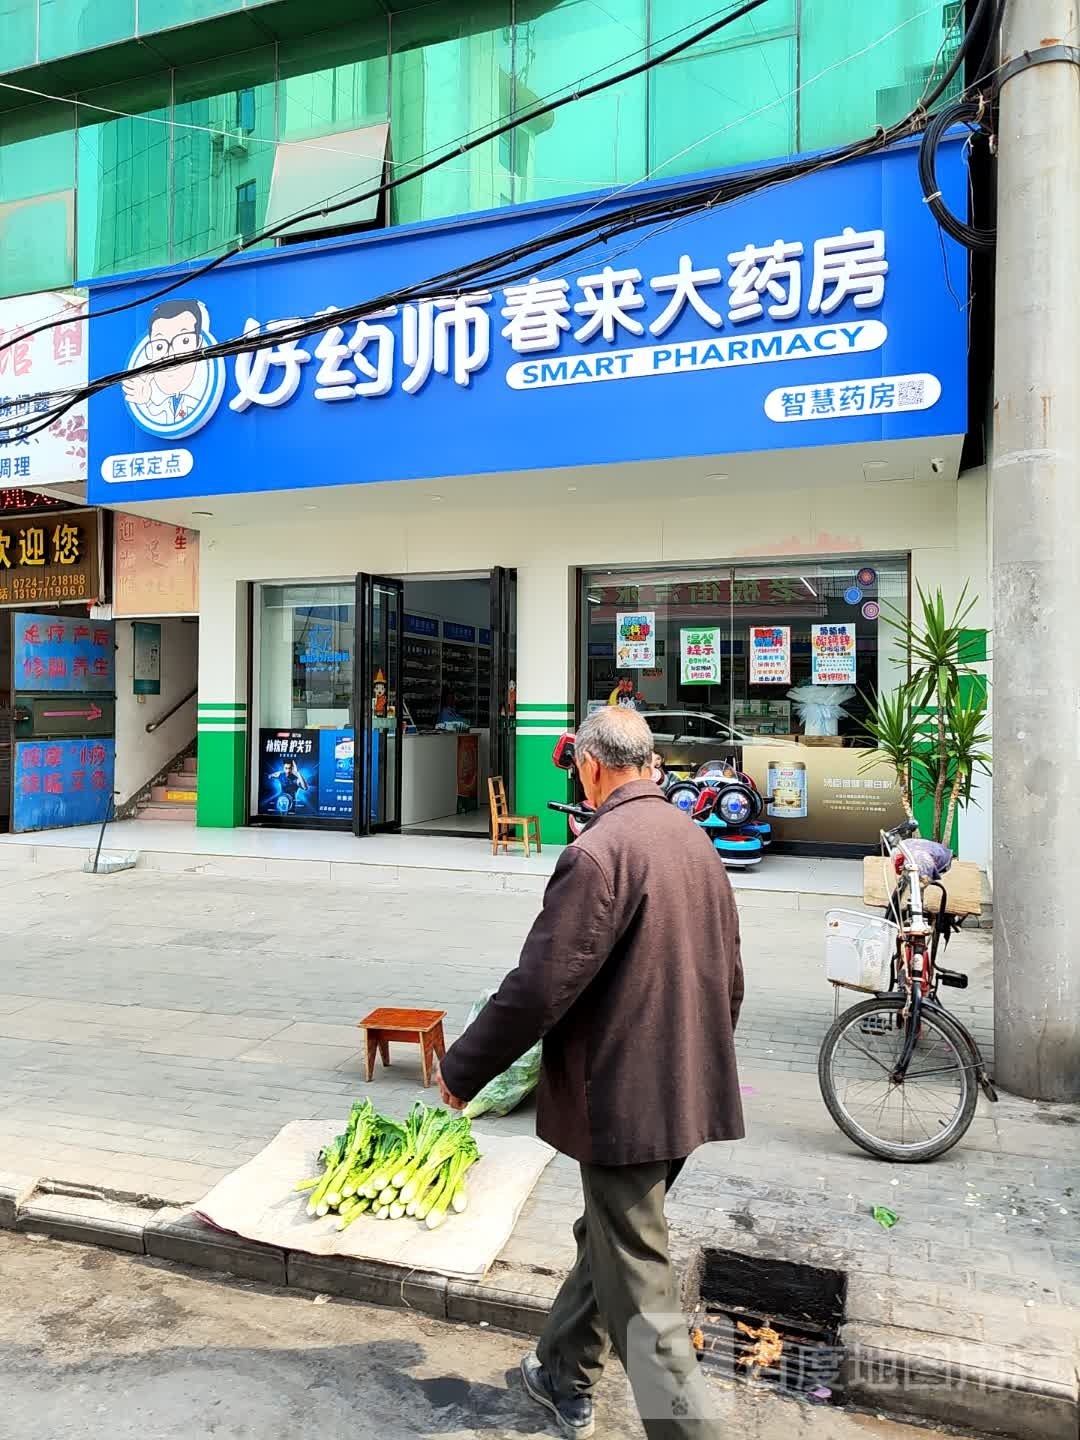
[399,730,490,827]
[401,733,459,826]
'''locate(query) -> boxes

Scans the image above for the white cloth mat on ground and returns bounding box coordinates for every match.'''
[195,1119,555,1283]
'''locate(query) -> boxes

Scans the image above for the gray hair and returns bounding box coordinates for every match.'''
[575,706,654,771]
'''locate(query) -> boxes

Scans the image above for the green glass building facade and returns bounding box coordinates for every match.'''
[0,0,960,299]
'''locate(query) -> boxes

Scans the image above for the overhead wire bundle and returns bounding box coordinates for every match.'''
[2,0,1005,440]
[916,0,1004,252]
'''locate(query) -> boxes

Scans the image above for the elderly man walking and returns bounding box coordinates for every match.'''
[438,706,744,1439]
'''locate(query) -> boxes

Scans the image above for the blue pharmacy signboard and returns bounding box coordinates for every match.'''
[14,612,115,692]
[13,738,115,832]
[87,140,969,505]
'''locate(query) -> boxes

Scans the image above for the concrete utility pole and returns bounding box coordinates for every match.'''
[992,0,1080,1099]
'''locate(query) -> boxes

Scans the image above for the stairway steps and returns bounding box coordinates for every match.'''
[151,784,197,805]
[135,802,196,823]
[166,772,198,790]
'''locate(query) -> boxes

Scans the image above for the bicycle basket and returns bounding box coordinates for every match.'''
[824,910,897,993]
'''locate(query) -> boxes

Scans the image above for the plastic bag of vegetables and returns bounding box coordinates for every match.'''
[461,991,542,1119]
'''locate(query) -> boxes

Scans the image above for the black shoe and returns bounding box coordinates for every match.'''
[520,1352,595,1439]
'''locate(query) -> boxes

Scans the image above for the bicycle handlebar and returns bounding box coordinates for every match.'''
[547,801,593,822]
[882,818,920,847]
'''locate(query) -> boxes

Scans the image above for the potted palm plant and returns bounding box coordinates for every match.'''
[861,584,992,846]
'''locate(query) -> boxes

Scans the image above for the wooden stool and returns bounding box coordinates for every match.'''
[357,1007,447,1087]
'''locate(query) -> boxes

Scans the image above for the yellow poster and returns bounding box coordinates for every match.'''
[743,743,905,846]
[113,514,199,617]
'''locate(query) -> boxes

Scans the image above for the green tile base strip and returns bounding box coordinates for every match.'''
[516,704,573,845]
[196,703,247,828]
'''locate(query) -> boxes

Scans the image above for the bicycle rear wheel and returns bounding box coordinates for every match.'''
[818,994,978,1162]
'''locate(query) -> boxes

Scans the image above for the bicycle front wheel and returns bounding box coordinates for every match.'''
[818,995,978,1162]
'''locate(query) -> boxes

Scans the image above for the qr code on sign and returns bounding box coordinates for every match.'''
[897,379,925,407]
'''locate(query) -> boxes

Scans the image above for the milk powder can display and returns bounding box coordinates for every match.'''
[767,760,807,819]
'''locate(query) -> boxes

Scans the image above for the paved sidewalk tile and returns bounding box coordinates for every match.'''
[238,1040,362,1069]
[138,1034,258,1061]
[268,1022,367,1047]
[0,856,1075,1385]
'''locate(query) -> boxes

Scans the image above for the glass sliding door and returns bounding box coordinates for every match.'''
[488,566,517,813]
[354,573,403,835]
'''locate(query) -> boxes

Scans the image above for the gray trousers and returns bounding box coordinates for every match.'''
[537,1159,721,1440]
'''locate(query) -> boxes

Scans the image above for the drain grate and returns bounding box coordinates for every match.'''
[690,1249,847,1400]
[691,1305,843,1395]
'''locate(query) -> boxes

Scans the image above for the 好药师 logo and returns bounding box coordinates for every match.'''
[121,298,225,440]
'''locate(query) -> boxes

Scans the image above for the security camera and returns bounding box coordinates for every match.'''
[930,457,945,475]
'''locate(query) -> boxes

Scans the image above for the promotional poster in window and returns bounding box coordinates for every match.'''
[257,728,356,820]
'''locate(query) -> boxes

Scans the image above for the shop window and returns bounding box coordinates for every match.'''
[512,0,646,205]
[236,87,257,134]
[647,0,795,177]
[258,582,355,729]
[172,50,275,260]
[654,0,796,49]
[649,34,795,178]
[798,1,962,151]
[254,582,355,824]
[38,0,135,62]
[277,19,390,142]
[75,76,172,279]
[0,0,37,71]
[390,1,511,225]
[235,179,257,238]
[0,104,75,298]
[580,559,909,852]
[138,0,243,29]
[8,1,967,289]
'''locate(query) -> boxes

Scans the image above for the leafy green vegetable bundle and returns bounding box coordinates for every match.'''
[296,1100,480,1231]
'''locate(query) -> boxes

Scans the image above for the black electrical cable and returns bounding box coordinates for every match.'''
[13,128,902,407]
[12,0,1005,432]
[917,97,996,251]
[28,79,958,422]
[10,182,757,432]
[913,0,1003,253]
[0,0,773,360]
[11,122,926,441]
[916,0,995,113]
[13,97,960,434]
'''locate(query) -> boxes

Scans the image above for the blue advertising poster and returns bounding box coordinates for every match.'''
[257,729,320,818]
[258,727,363,820]
[12,738,115,832]
[317,729,356,818]
[87,140,969,506]
[14,612,115,692]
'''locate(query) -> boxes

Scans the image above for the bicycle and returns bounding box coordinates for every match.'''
[817,818,997,1163]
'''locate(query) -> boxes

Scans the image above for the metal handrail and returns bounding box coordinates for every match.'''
[145,687,197,734]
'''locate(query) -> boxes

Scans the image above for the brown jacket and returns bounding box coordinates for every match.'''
[440,780,745,1165]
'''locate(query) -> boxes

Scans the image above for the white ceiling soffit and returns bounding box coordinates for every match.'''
[266,123,389,239]
[105,436,966,530]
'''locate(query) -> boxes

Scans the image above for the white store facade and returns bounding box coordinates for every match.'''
[83,139,990,862]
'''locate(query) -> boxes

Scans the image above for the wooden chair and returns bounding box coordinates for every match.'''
[488,775,542,856]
